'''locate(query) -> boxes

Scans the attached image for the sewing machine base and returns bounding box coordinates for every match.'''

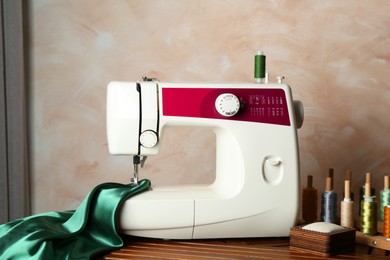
[119,185,298,239]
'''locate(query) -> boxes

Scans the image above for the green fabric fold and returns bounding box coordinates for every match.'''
[0,179,151,259]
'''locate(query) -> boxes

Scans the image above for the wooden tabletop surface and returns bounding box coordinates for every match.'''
[100,236,390,260]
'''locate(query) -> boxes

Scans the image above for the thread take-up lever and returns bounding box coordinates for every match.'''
[132,155,147,186]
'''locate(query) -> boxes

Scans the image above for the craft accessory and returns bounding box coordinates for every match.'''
[380,176,390,221]
[383,206,390,239]
[359,172,375,215]
[290,222,355,256]
[321,177,337,223]
[254,51,266,83]
[302,175,318,223]
[340,179,354,228]
[360,182,377,235]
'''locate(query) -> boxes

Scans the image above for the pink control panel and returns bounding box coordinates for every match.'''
[162,87,291,126]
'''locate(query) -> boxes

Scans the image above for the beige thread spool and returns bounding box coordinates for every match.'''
[340,179,354,227]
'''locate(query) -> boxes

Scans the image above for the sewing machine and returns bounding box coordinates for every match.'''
[107,56,303,239]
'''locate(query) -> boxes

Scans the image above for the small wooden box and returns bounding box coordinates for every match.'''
[290,225,356,256]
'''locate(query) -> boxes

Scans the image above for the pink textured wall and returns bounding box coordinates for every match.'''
[30,0,390,222]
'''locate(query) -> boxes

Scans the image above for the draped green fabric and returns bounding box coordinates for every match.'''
[0,179,151,259]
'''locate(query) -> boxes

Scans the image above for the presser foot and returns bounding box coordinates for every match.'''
[130,176,138,187]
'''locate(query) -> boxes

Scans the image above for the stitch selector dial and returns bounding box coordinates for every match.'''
[215,93,240,117]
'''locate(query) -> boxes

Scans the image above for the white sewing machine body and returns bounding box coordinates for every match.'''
[107,81,302,239]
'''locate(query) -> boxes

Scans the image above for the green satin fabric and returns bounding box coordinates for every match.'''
[0,179,151,259]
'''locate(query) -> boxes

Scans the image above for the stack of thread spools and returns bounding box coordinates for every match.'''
[301,169,390,239]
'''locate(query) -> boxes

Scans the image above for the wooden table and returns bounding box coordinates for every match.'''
[101,236,390,259]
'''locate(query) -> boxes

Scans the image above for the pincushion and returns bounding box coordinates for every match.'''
[290,222,355,256]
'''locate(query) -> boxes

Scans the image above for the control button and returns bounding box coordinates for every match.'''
[215,93,240,117]
[140,130,158,148]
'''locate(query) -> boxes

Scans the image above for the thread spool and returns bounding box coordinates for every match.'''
[380,176,390,221]
[254,51,266,83]
[383,206,390,239]
[302,175,318,223]
[321,177,338,223]
[340,180,354,227]
[360,182,377,235]
[359,172,376,215]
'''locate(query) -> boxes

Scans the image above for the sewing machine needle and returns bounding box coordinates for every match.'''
[132,155,140,186]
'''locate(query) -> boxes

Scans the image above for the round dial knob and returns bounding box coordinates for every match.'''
[215,93,240,117]
[140,130,158,148]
